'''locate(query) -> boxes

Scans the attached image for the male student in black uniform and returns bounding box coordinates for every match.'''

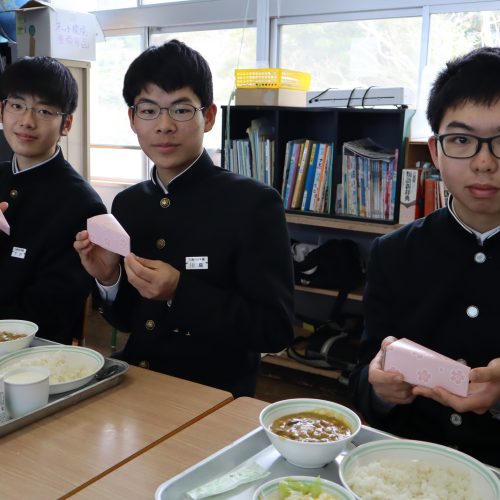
[0,56,106,344]
[74,39,295,397]
[350,46,500,466]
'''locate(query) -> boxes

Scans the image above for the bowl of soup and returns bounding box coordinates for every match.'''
[259,398,361,468]
[0,320,38,356]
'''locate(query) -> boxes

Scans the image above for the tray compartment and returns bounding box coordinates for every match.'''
[0,337,128,437]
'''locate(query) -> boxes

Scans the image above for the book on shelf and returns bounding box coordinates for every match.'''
[398,162,446,223]
[399,168,422,224]
[291,139,314,209]
[309,142,327,211]
[281,139,335,214]
[282,139,306,209]
[224,117,275,186]
[301,142,320,210]
[315,143,334,213]
[337,137,398,222]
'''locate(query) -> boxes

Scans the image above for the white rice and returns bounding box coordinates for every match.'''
[3,352,93,384]
[346,458,479,500]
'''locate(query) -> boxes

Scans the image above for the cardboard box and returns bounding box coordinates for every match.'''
[383,338,470,397]
[11,1,103,61]
[235,88,307,107]
[307,87,415,108]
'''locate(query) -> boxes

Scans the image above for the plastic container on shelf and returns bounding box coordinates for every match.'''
[235,68,311,91]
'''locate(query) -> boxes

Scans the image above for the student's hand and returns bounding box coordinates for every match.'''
[0,201,8,212]
[74,230,121,285]
[413,358,500,414]
[123,253,180,301]
[368,336,416,405]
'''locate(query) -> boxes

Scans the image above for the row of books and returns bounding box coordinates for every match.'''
[281,139,334,213]
[399,163,448,224]
[224,118,275,186]
[335,138,399,221]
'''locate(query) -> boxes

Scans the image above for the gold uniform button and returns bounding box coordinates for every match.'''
[156,238,166,250]
[160,197,171,208]
[138,360,150,369]
[9,189,18,198]
[145,319,155,330]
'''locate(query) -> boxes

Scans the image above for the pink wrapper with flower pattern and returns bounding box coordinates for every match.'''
[0,210,10,235]
[383,338,470,397]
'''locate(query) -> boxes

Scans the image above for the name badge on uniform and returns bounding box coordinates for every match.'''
[186,256,208,270]
[11,247,26,259]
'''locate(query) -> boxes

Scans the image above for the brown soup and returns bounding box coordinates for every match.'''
[0,331,26,342]
[271,410,352,442]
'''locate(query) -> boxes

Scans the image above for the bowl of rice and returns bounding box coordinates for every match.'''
[0,319,38,356]
[0,345,105,394]
[253,475,355,500]
[339,439,500,500]
[260,398,361,469]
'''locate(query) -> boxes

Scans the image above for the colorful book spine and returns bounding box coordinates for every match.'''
[301,142,320,211]
[291,139,313,209]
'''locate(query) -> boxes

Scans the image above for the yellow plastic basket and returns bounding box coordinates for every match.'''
[235,68,311,91]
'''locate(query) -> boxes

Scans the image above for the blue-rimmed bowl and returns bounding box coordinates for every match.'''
[0,319,38,356]
[253,475,355,500]
[0,345,104,394]
[339,439,500,500]
[259,398,361,468]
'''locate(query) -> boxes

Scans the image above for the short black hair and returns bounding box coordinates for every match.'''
[427,46,500,133]
[123,39,213,109]
[0,56,78,114]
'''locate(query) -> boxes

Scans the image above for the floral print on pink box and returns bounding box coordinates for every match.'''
[383,338,470,397]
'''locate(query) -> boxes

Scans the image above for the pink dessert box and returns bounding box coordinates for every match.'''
[0,210,10,235]
[383,338,470,397]
[87,214,130,257]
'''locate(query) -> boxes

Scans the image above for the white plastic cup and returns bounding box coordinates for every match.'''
[4,367,50,419]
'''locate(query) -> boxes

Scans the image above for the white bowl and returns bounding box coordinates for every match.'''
[259,398,361,468]
[0,320,38,356]
[339,439,500,500]
[253,475,355,500]
[0,345,105,394]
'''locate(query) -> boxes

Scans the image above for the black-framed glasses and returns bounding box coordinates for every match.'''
[2,98,65,121]
[130,102,205,122]
[435,133,500,159]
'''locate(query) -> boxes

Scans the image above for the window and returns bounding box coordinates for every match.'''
[150,27,256,159]
[90,33,144,183]
[428,10,500,67]
[279,17,422,100]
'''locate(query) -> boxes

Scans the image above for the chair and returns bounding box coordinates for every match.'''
[73,294,91,346]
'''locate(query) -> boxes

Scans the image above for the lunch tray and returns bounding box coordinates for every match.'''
[156,424,500,499]
[0,337,129,437]
[155,425,396,499]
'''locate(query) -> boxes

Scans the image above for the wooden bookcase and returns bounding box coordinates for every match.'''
[405,138,433,169]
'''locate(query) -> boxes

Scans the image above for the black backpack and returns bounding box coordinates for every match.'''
[289,238,365,372]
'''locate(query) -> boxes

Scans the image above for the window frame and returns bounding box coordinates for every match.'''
[89,27,148,186]
[89,0,500,185]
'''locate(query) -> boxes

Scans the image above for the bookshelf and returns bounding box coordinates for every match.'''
[221,104,414,326]
[222,104,415,225]
[286,213,399,234]
[405,138,433,169]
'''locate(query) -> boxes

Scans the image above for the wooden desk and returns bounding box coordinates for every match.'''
[70,397,268,499]
[0,366,232,500]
